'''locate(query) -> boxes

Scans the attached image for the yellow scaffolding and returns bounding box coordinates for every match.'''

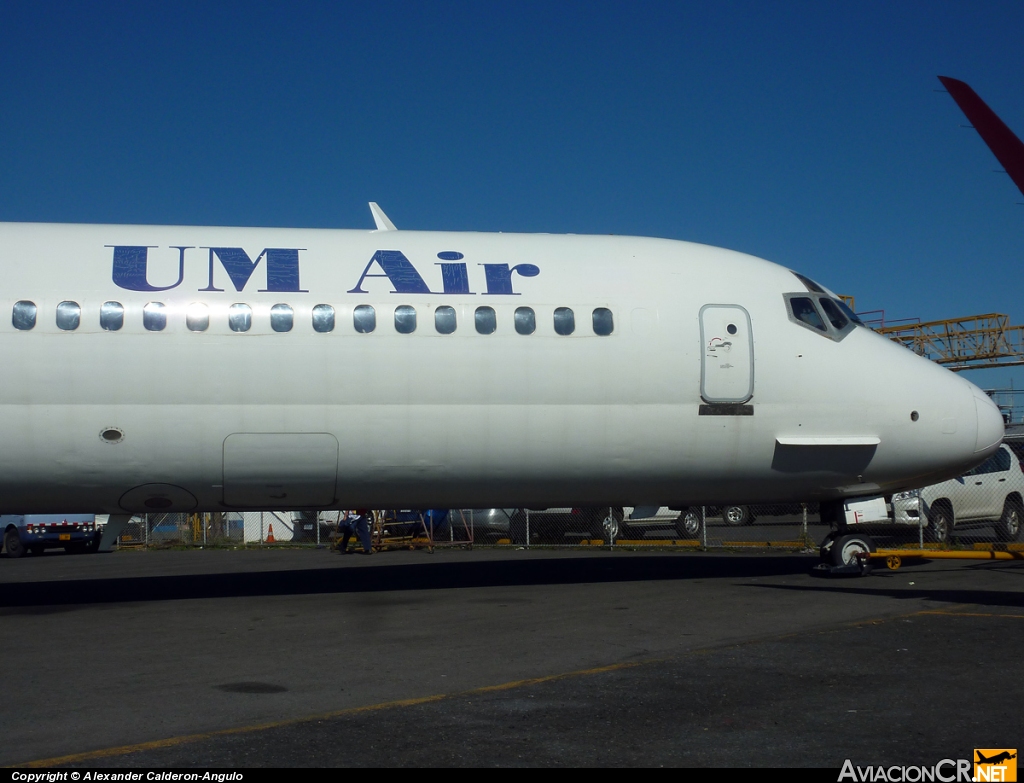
[875,313,1024,371]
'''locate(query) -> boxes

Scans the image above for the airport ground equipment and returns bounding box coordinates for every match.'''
[868,547,1024,570]
[332,510,475,554]
[1,514,99,557]
[817,444,1024,553]
[815,542,1024,576]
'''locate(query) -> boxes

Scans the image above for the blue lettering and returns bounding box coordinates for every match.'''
[200,247,307,293]
[480,263,540,295]
[110,246,187,292]
[436,262,474,294]
[348,250,435,294]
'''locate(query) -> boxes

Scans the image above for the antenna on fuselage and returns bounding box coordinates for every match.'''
[369,202,397,231]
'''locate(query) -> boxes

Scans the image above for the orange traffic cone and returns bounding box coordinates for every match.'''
[266,524,276,544]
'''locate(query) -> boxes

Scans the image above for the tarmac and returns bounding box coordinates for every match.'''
[1,545,1022,768]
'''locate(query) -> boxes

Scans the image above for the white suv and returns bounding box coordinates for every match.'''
[892,444,1023,543]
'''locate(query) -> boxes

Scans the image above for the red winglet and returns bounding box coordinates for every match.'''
[938,75,1024,199]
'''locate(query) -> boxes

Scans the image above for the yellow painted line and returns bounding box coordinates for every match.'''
[972,542,1024,551]
[720,540,807,548]
[14,660,649,768]
[21,601,993,768]
[917,611,1024,619]
[610,536,700,544]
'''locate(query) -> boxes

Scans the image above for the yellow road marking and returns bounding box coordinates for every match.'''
[19,602,1024,767]
[917,611,1024,619]
[14,661,648,768]
[720,540,807,548]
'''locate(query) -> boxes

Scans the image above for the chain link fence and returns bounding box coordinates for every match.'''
[114,511,317,548]
[101,443,1022,557]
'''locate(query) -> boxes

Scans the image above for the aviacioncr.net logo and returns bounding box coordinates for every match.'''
[838,759,973,782]
[974,749,1017,782]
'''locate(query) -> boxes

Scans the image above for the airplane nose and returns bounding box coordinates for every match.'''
[973,388,1004,453]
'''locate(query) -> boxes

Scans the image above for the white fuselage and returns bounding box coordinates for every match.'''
[0,222,1003,514]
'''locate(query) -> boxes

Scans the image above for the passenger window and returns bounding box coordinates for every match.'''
[434,305,457,334]
[271,304,293,333]
[554,307,575,336]
[475,306,496,335]
[395,305,416,334]
[143,302,166,331]
[56,301,81,331]
[12,300,36,331]
[592,307,613,336]
[789,297,826,332]
[228,303,252,333]
[100,301,124,331]
[186,303,209,332]
[818,298,848,330]
[353,304,376,334]
[514,306,536,335]
[312,304,335,333]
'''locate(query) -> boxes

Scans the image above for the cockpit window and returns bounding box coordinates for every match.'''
[789,297,827,332]
[793,272,827,294]
[833,296,864,326]
[788,270,863,338]
[818,297,848,330]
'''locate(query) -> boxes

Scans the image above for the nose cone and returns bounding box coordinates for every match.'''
[974,388,1004,454]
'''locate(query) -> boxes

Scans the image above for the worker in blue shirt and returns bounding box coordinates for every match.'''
[338,509,373,555]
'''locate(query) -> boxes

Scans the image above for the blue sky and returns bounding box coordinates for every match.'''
[1,1,1022,388]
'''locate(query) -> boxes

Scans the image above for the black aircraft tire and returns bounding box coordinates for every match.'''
[830,533,876,568]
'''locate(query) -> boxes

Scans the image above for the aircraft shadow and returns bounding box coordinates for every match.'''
[747,579,1024,610]
[0,554,814,609]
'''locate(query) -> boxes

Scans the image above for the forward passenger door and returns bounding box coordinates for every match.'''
[699,304,754,403]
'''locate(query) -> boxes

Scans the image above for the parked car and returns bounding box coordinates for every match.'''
[911,443,1023,543]
[507,506,743,543]
[822,443,1024,566]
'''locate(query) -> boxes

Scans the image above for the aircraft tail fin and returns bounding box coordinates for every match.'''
[938,75,1024,198]
[369,202,398,231]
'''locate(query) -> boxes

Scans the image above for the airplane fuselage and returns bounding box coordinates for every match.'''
[0,222,1003,514]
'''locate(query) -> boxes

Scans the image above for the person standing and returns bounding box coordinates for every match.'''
[338,509,373,555]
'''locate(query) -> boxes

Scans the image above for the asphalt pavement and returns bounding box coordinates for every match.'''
[2,545,1021,768]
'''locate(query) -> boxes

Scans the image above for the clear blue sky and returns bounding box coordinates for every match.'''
[1,1,1021,388]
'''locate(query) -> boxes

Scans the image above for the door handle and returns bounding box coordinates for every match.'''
[999,478,1007,482]
[974,481,983,485]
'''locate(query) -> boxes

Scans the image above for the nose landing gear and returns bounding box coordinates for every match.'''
[814,532,877,576]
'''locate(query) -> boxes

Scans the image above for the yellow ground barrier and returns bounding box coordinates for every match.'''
[719,540,808,548]
[869,548,1024,570]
